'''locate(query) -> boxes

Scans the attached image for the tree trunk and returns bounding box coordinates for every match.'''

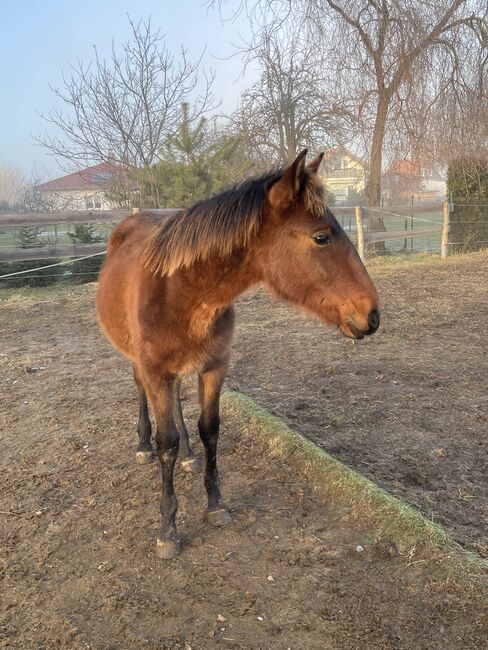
[365,94,389,252]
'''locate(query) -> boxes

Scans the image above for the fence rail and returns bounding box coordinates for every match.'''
[1,202,486,274]
[0,243,107,263]
[0,208,179,227]
[348,205,445,260]
[0,209,178,263]
[365,226,441,244]
[0,210,129,227]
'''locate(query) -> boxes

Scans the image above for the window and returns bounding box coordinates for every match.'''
[91,172,114,183]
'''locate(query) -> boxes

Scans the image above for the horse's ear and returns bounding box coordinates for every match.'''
[307,152,325,173]
[268,149,308,212]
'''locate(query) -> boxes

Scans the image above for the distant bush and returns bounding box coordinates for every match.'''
[447,158,488,203]
[15,226,45,249]
[67,223,104,284]
[447,158,488,253]
[0,260,64,289]
[0,225,62,289]
[342,187,365,207]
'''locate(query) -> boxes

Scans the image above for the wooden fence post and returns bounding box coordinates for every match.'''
[441,202,450,259]
[355,206,365,261]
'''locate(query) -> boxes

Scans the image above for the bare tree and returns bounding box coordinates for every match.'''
[418,39,488,164]
[318,2,486,206]
[0,164,24,209]
[19,173,74,212]
[212,0,487,212]
[229,27,353,165]
[36,17,215,204]
[0,166,73,213]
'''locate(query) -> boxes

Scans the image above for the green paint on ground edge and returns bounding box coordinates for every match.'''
[221,391,488,574]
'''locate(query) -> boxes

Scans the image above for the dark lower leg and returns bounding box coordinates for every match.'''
[144,376,181,558]
[172,378,198,470]
[157,431,179,542]
[198,357,229,520]
[133,366,154,462]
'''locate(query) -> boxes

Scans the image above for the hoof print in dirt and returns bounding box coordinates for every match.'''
[156,538,181,560]
[135,451,157,465]
[180,457,201,473]
[206,507,232,527]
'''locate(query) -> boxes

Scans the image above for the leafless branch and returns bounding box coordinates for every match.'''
[35,17,215,171]
[212,0,487,208]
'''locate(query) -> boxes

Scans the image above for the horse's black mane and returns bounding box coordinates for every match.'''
[144,167,324,276]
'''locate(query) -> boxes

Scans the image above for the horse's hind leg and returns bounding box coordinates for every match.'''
[198,354,231,526]
[133,366,156,464]
[173,378,200,473]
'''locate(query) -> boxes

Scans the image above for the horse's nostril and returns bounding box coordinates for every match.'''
[367,308,380,334]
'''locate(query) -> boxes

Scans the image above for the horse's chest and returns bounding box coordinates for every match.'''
[141,305,234,377]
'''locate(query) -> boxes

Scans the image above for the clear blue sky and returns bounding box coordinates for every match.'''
[0,0,252,178]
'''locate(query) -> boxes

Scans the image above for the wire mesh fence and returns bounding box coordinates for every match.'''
[0,220,113,288]
[447,203,488,253]
[364,206,443,255]
[0,221,113,250]
[0,253,106,288]
[1,202,488,289]
[335,204,444,258]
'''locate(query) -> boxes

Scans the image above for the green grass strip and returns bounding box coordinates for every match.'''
[221,391,487,569]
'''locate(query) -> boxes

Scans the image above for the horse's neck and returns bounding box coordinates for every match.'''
[183,251,259,337]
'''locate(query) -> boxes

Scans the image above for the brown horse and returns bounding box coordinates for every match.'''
[96,149,380,559]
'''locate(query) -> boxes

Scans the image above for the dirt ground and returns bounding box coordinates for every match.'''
[228,254,488,559]
[1,252,488,649]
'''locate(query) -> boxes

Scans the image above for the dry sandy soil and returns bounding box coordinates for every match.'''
[228,254,488,558]
[1,252,488,649]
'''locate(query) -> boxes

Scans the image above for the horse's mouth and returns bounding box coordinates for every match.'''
[340,319,365,340]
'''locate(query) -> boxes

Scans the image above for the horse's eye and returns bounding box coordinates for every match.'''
[312,232,331,246]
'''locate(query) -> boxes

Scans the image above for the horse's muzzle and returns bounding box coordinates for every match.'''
[366,308,380,335]
[341,308,380,339]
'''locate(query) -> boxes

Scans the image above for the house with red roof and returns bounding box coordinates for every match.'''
[382,159,446,205]
[35,163,128,210]
[319,147,367,205]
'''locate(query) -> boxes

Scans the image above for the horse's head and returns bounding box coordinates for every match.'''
[256,149,380,339]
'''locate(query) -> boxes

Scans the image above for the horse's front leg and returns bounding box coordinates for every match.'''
[133,365,156,464]
[172,377,201,473]
[198,355,231,526]
[141,371,181,559]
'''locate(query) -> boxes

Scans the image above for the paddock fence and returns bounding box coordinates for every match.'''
[334,204,445,260]
[0,203,486,287]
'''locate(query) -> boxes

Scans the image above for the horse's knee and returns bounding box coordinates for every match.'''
[198,415,220,438]
[155,443,179,464]
[155,425,179,457]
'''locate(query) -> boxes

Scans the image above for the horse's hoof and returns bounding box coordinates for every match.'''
[135,450,156,465]
[156,538,181,560]
[180,456,201,473]
[206,507,232,527]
